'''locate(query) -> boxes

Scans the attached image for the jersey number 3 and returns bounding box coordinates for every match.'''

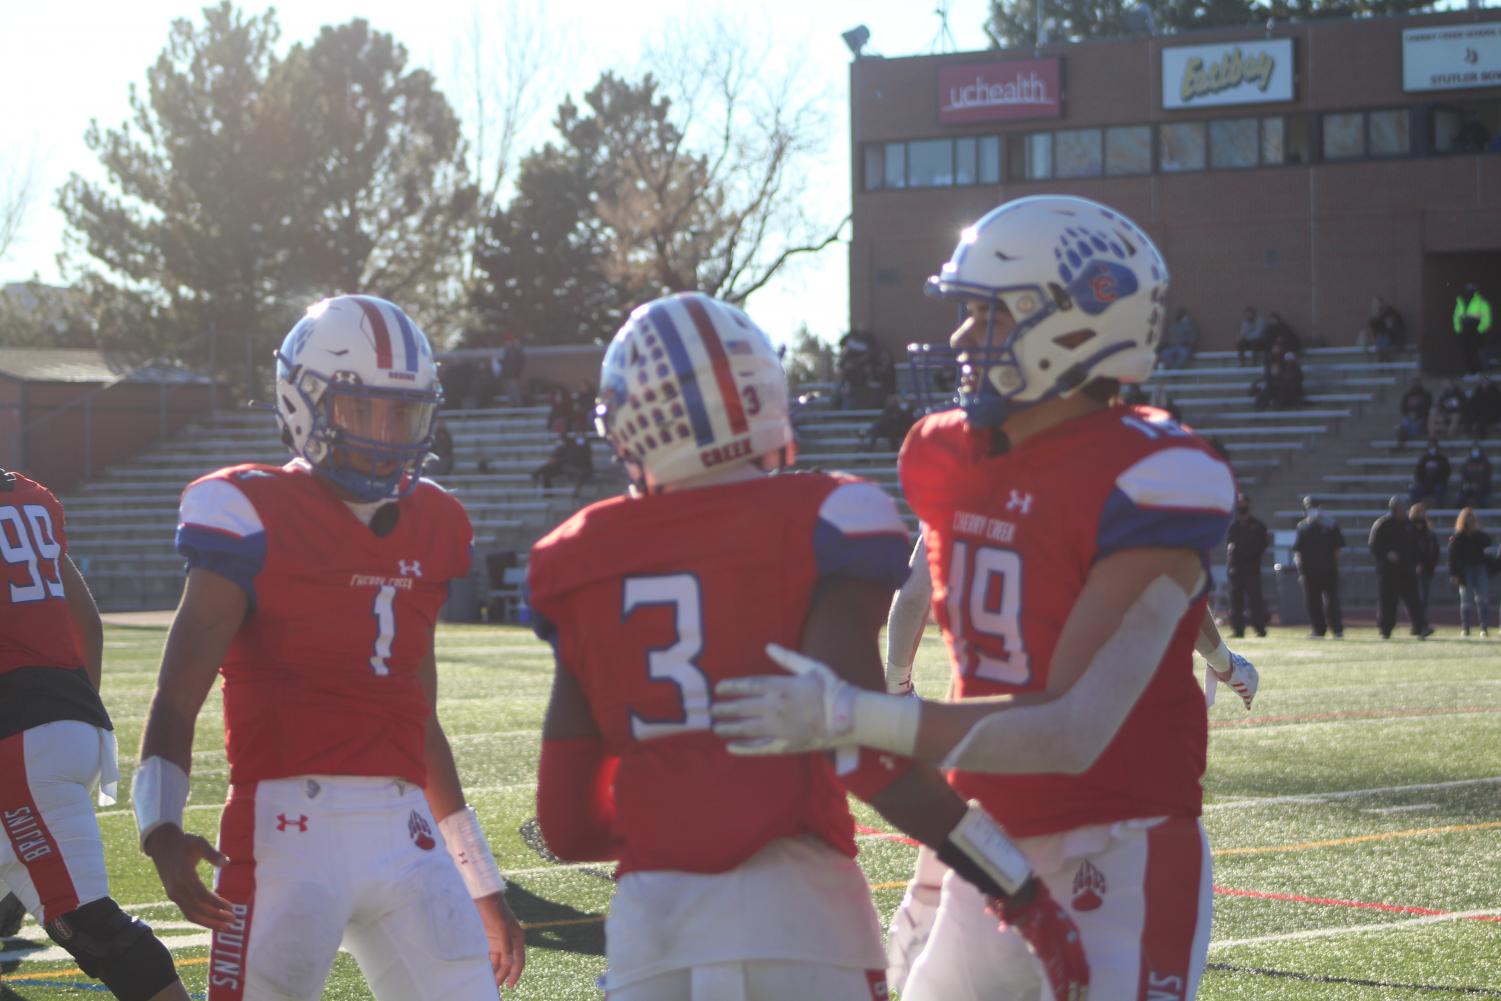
[947,541,1031,685]
[624,574,710,741]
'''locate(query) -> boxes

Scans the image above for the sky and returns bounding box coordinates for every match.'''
[0,1,993,346]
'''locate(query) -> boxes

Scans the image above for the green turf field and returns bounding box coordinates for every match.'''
[3,623,1499,999]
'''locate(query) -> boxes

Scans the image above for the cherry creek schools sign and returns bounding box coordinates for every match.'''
[937,59,1063,124]
[1161,39,1294,110]
[1403,22,1501,92]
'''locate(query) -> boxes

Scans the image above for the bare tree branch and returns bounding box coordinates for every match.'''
[0,153,36,263]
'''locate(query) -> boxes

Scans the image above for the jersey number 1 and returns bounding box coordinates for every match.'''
[369,584,397,676]
[624,574,710,741]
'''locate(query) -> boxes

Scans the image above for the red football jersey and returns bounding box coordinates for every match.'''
[176,462,472,786]
[0,472,84,674]
[528,473,911,876]
[900,405,1235,837]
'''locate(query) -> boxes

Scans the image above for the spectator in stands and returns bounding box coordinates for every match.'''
[531,432,594,493]
[1449,507,1494,636]
[424,419,455,477]
[1294,496,1345,638]
[1434,379,1468,437]
[834,329,876,409]
[1225,494,1270,638]
[1410,502,1441,620]
[545,385,575,434]
[1360,296,1407,361]
[470,354,503,409]
[1236,305,1268,366]
[1395,377,1433,446]
[1410,437,1453,508]
[862,394,916,452]
[1454,281,1492,375]
[1369,496,1433,639]
[1458,444,1493,509]
[1254,353,1304,410]
[1264,311,1301,359]
[1467,374,1501,438]
[571,380,597,433]
[1158,307,1199,369]
[500,336,527,405]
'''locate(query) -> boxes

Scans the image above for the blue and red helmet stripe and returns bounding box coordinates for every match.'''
[681,295,749,436]
[646,301,715,446]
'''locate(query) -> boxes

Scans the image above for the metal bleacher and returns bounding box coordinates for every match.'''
[61,406,624,613]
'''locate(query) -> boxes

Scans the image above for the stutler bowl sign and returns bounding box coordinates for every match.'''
[937,59,1063,124]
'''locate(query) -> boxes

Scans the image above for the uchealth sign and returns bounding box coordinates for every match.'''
[1161,39,1294,109]
[937,59,1062,124]
[1403,22,1501,92]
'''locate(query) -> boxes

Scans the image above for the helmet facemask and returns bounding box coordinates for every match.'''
[277,353,441,503]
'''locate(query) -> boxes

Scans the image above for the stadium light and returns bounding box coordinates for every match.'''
[842,25,870,58]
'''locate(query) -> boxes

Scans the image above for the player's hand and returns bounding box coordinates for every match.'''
[1213,651,1259,710]
[886,848,945,992]
[988,878,1089,1001]
[142,825,234,931]
[475,891,526,990]
[711,644,854,754]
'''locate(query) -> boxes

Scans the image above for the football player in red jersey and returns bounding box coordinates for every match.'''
[0,469,190,1000]
[134,296,524,1001]
[531,292,1087,1001]
[714,196,1237,1000]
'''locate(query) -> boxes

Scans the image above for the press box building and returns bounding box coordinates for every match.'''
[847,10,1501,373]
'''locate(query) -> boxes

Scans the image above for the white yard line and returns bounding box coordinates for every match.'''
[1205,776,1501,811]
[1211,710,1501,734]
[1210,908,1501,949]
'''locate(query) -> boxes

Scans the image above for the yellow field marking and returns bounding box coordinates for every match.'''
[5,956,211,980]
[1213,819,1501,857]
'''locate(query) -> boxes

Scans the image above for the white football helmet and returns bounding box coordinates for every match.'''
[274,295,442,502]
[918,195,1169,426]
[595,292,792,493]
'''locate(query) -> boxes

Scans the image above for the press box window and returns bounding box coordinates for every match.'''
[1106,126,1151,176]
[1159,122,1206,172]
[1209,118,1259,169]
[1009,133,1053,180]
[1054,129,1103,179]
[1322,112,1365,159]
[909,140,954,187]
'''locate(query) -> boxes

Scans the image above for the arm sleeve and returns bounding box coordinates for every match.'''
[1095,447,1235,560]
[175,478,267,607]
[813,481,911,590]
[884,535,932,682]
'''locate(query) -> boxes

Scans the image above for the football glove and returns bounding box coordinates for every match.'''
[1215,651,1259,710]
[886,847,946,992]
[989,879,1090,1001]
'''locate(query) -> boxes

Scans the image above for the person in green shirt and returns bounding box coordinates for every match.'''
[1455,282,1493,374]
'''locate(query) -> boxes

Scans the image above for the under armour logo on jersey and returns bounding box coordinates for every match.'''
[1006,490,1034,515]
[276,814,309,833]
[408,810,436,851]
[398,559,422,577]
[1071,859,1106,911]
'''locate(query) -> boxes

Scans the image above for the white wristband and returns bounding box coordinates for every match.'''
[439,805,508,898]
[852,690,918,759]
[133,756,190,850]
[949,800,1033,896]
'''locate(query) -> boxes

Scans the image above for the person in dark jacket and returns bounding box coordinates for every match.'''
[1369,496,1433,639]
[1457,444,1493,509]
[1449,507,1495,637]
[1467,375,1501,438]
[1293,496,1345,637]
[1395,379,1432,446]
[1225,494,1270,637]
[1410,438,1452,508]
[1410,502,1441,619]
